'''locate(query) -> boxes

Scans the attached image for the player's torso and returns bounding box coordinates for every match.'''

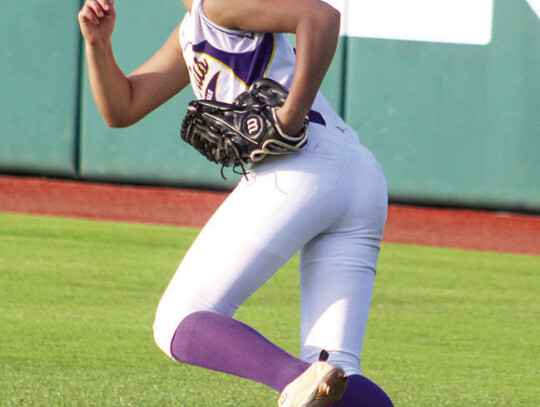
[179,0,296,102]
[179,0,356,142]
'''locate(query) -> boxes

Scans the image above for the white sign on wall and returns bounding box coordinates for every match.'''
[323,0,494,45]
[527,0,540,18]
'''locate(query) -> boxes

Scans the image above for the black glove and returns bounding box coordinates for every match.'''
[181,78,308,178]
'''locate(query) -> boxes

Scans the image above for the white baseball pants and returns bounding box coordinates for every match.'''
[153,122,388,376]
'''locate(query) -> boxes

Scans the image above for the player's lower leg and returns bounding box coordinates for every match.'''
[170,310,310,392]
[171,311,392,407]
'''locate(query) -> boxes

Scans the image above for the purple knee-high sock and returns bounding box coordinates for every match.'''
[170,311,310,392]
[332,374,394,407]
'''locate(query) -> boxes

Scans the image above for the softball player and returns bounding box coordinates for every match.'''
[78,0,394,405]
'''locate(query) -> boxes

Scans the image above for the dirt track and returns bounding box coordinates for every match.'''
[1,175,539,256]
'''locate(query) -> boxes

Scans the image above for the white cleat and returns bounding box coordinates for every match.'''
[278,357,348,407]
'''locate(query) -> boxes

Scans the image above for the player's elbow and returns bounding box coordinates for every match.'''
[106,120,130,128]
[325,3,341,26]
[301,2,340,42]
[316,1,341,33]
[104,114,137,128]
[100,103,141,128]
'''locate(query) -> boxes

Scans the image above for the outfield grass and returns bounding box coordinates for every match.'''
[0,212,538,406]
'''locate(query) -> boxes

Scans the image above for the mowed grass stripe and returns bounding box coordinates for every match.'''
[0,213,538,406]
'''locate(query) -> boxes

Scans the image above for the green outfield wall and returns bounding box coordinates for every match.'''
[344,0,540,212]
[1,0,539,211]
[0,1,82,176]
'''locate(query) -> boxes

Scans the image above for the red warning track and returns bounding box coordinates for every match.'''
[0,175,538,256]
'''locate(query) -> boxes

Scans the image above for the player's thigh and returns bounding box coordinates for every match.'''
[153,233,289,357]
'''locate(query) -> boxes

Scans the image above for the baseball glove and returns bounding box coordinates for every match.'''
[180,78,309,178]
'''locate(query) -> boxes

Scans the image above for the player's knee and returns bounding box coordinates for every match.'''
[153,310,206,363]
[153,304,210,359]
[153,309,180,359]
[153,323,172,358]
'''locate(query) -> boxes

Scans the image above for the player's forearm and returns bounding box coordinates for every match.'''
[85,41,135,127]
[281,4,340,131]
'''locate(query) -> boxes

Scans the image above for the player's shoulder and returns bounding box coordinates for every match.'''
[182,0,194,13]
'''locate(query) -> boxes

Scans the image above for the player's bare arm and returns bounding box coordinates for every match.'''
[78,0,191,127]
[201,0,341,136]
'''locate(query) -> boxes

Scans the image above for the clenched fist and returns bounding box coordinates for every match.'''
[78,0,117,46]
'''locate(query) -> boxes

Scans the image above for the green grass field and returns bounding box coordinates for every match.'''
[1,212,538,406]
